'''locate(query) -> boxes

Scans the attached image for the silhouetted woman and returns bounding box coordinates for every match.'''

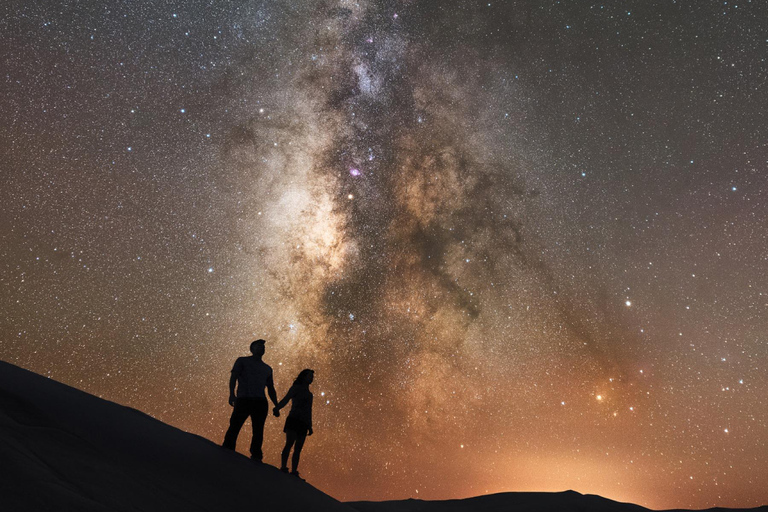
[273,369,314,478]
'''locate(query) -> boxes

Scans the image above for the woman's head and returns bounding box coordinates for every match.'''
[294,369,314,386]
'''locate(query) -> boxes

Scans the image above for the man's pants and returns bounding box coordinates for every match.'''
[223,397,269,460]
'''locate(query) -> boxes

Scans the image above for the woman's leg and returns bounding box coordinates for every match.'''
[281,430,297,470]
[291,431,308,472]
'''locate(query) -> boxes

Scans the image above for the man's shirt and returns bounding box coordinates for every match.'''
[232,357,272,398]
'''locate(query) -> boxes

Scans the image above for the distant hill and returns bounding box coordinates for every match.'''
[1,360,766,512]
[350,491,767,512]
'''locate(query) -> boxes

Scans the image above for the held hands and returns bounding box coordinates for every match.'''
[273,407,281,417]
[228,394,236,407]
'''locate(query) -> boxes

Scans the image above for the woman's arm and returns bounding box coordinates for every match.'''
[274,385,296,411]
[308,394,313,434]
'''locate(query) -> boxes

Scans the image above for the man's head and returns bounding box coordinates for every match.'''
[250,339,266,357]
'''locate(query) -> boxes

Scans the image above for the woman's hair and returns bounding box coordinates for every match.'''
[293,368,314,386]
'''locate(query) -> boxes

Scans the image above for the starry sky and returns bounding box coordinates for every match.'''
[1,0,767,509]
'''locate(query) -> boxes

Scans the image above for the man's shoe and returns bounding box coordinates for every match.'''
[250,455,263,463]
[280,467,289,473]
[290,470,304,480]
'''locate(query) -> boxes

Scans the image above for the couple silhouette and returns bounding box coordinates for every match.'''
[222,339,314,479]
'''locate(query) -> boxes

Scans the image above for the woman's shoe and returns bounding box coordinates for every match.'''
[280,467,289,473]
[290,470,304,480]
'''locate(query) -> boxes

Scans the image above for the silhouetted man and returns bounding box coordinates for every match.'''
[222,339,279,461]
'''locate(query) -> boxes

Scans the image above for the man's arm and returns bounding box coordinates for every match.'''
[267,373,279,408]
[228,359,240,407]
[228,373,237,406]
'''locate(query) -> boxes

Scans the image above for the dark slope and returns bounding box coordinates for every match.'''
[0,360,354,512]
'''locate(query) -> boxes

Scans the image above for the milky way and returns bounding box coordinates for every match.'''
[1,1,767,508]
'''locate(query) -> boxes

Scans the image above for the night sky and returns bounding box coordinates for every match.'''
[1,0,767,509]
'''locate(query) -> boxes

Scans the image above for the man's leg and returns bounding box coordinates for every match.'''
[223,398,250,450]
[249,398,269,460]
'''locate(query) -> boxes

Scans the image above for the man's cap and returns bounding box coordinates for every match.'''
[252,338,266,345]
